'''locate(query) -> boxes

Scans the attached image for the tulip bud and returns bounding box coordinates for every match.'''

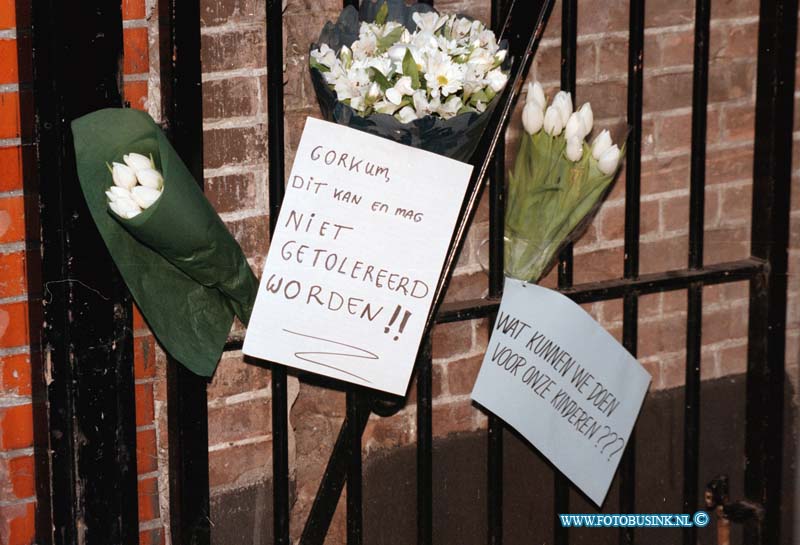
[543,106,563,136]
[522,102,544,135]
[123,152,153,172]
[109,195,142,219]
[565,112,583,141]
[131,185,163,209]
[526,81,546,111]
[135,168,164,190]
[577,103,593,136]
[565,136,583,162]
[591,129,613,160]
[598,144,621,175]
[106,186,132,202]
[552,91,573,125]
[111,162,137,189]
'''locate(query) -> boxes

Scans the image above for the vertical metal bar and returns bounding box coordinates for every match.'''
[620,1,645,544]
[682,0,710,542]
[160,0,213,543]
[266,1,291,543]
[745,0,797,542]
[487,0,507,540]
[346,391,364,545]
[30,2,139,544]
[417,339,433,545]
[554,1,577,543]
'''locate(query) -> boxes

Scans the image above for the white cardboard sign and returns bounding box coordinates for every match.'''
[471,278,651,506]
[243,118,472,395]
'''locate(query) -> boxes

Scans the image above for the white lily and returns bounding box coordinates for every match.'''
[135,168,164,190]
[485,68,508,93]
[552,91,573,126]
[131,185,163,209]
[123,153,153,172]
[396,106,419,124]
[522,102,544,135]
[111,162,137,189]
[374,100,401,115]
[310,43,337,68]
[565,136,583,162]
[385,76,415,105]
[598,144,621,175]
[591,129,613,160]
[543,106,563,136]
[437,95,463,119]
[412,12,447,35]
[527,81,546,110]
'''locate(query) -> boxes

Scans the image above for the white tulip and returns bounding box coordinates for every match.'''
[597,144,621,175]
[565,136,583,162]
[577,103,593,136]
[591,129,613,160]
[135,168,164,190]
[526,81,546,110]
[552,91,573,126]
[543,105,563,136]
[131,185,163,209]
[109,196,142,219]
[123,152,153,172]
[105,186,132,202]
[521,102,544,135]
[111,162,137,189]
[564,112,583,141]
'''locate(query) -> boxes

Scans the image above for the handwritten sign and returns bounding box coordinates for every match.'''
[471,278,651,506]
[243,118,472,395]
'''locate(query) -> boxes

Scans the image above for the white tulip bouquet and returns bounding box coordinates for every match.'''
[504,81,624,282]
[106,153,164,219]
[309,0,509,161]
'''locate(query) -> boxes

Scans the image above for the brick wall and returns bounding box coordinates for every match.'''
[0,0,36,543]
[0,0,798,543]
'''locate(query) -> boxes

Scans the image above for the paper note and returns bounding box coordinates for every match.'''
[243,118,472,395]
[472,277,651,506]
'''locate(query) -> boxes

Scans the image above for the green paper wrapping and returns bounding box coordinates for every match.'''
[71,108,258,376]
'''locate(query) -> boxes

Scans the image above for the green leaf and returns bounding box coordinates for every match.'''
[468,89,489,106]
[374,1,388,25]
[309,58,330,73]
[369,67,392,90]
[402,49,420,89]
[377,25,405,52]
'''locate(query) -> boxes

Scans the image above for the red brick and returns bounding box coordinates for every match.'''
[446,355,483,396]
[0,353,30,396]
[205,172,259,214]
[722,102,756,143]
[0,251,25,298]
[639,312,687,358]
[643,70,693,112]
[432,400,479,437]
[201,29,266,73]
[712,22,759,61]
[0,455,34,501]
[0,0,15,29]
[704,225,750,264]
[640,234,688,275]
[136,428,158,474]
[0,501,34,545]
[718,183,752,225]
[0,146,22,192]
[706,146,753,185]
[0,403,32,450]
[203,77,260,120]
[138,476,159,522]
[654,30,694,68]
[577,0,628,35]
[702,303,748,345]
[0,93,19,139]
[208,397,271,446]
[0,196,25,244]
[362,412,416,453]
[644,0,694,27]
[124,81,148,111]
[709,61,756,104]
[134,334,156,379]
[135,383,155,427]
[718,343,747,376]
[431,321,473,360]
[443,270,486,304]
[0,301,28,348]
[209,439,272,488]
[573,246,624,284]
[123,0,146,20]
[139,527,166,545]
[123,28,148,75]
[0,40,17,84]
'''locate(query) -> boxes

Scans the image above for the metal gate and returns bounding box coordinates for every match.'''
[27,0,796,544]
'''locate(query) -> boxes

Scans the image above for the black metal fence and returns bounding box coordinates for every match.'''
[27,0,796,544]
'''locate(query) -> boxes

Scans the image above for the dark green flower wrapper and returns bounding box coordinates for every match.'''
[71,108,258,376]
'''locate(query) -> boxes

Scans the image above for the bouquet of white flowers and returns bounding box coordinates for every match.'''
[309,0,509,161]
[504,81,624,282]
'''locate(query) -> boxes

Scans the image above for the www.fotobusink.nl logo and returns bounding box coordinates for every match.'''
[559,512,711,528]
